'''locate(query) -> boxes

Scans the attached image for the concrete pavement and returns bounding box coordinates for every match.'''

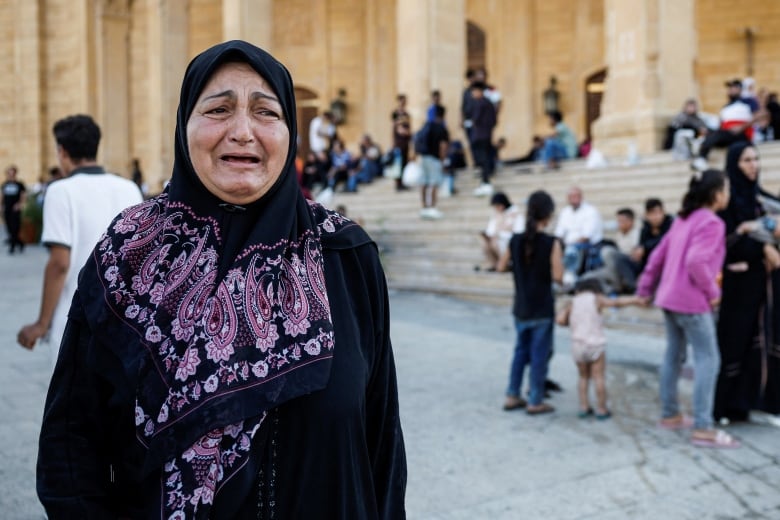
[1,245,779,519]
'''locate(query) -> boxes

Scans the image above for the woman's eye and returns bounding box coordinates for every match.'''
[257,109,281,119]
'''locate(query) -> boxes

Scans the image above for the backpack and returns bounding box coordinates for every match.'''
[413,123,432,155]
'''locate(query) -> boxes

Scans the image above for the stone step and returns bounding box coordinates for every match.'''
[345,142,780,336]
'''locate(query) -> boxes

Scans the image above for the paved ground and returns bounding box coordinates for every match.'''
[1,245,779,519]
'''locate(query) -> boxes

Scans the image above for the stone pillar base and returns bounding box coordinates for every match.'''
[592,109,676,159]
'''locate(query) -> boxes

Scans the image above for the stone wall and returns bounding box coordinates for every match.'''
[696,0,780,115]
[2,0,779,185]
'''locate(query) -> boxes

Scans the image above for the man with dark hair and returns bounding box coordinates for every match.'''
[632,198,673,270]
[415,105,449,219]
[541,110,578,169]
[692,79,754,171]
[1,164,26,254]
[18,114,143,366]
[391,94,412,191]
[470,82,498,197]
[461,69,476,141]
[581,207,640,293]
[427,90,445,124]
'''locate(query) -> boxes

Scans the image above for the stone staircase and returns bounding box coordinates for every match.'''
[328,141,780,333]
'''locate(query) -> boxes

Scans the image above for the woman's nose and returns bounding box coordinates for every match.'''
[229,112,254,144]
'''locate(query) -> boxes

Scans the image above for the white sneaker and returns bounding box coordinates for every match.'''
[427,207,443,220]
[420,207,432,219]
[691,157,709,172]
[473,183,494,197]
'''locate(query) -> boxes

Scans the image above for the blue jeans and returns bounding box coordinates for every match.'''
[661,310,720,430]
[506,318,553,406]
[541,138,568,163]
[563,243,590,276]
[349,160,379,191]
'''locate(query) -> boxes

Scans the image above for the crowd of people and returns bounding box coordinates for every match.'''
[489,139,780,451]
[296,65,590,221]
[664,77,780,170]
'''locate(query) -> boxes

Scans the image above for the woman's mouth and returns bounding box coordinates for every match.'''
[221,154,260,164]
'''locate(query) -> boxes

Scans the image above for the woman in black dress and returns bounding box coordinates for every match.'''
[715,141,780,422]
[36,40,406,519]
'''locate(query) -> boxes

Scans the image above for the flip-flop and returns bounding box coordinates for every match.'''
[658,415,693,430]
[526,403,555,415]
[691,430,741,449]
[503,398,527,411]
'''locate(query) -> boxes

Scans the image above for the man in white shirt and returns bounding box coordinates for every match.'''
[554,186,603,286]
[17,115,143,366]
[308,111,335,155]
[581,207,641,293]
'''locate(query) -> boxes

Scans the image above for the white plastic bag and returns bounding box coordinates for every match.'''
[402,160,422,187]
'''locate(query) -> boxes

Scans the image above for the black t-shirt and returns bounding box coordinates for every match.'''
[510,232,555,321]
[423,121,450,158]
[1,180,25,211]
[638,215,673,268]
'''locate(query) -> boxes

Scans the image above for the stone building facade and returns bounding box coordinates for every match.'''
[1,0,778,188]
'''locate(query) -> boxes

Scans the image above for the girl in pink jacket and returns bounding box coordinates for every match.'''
[637,169,739,448]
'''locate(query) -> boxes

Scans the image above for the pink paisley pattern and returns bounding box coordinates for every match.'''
[279,256,311,337]
[95,194,355,519]
[163,416,265,518]
[244,261,280,352]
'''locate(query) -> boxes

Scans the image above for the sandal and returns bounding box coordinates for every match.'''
[503,397,527,411]
[658,414,693,430]
[577,408,594,419]
[526,403,555,415]
[691,429,740,449]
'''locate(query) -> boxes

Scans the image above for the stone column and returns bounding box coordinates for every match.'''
[592,0,696,157]
[222,0,272,48]
[364,0,396,145]
[144,0,189,188]
[95,1,131,176]
[2,0,43,183]
[396,0,466,133]
[39,1,95,171]
[492,0,534,158]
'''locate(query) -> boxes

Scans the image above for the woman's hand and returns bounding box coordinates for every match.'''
[763,243,780,270]
[737,221,758,235]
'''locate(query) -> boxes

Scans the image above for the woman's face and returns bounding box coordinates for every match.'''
[738,146,760,182]
[713,179,731,211]
[187,61,290,205]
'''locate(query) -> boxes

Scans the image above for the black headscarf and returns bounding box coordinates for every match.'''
[724,141,762,223]
[80,40,365,517]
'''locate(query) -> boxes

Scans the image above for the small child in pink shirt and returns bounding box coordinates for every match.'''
[557,278,638,419]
